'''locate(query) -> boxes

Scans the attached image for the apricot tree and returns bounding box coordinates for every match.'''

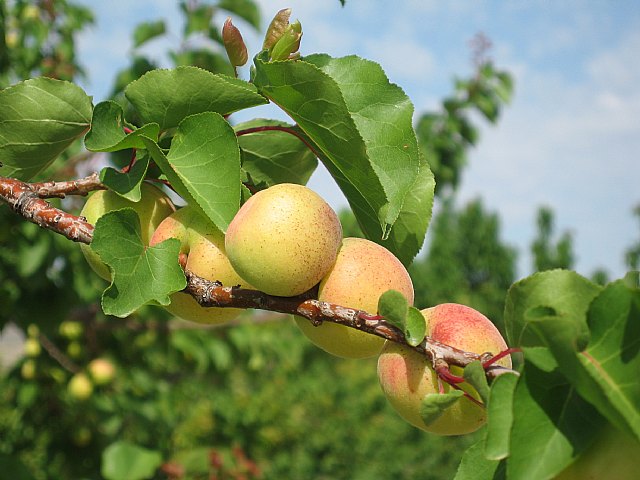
[0,6,639,480]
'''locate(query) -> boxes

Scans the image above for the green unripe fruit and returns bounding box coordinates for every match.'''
[21,360,36,380]
[66,341,83,359]
[225,183,342,297]
[377,303,510,435]
[150,206,251,324]
[68,373,93,401]
[87,358,116,386]
[79,183,175,280]
[295,237,414,358]
[26,324,39,338]
[58,320,83,340]
[24,337,41,357]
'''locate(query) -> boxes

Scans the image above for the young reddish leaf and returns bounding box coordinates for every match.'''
[262,8,291,50]
[270,20,302,61]
[222,17,248,67]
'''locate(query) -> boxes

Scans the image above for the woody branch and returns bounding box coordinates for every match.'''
[0,174,517,381]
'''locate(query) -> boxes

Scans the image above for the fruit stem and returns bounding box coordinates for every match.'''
[482,347,521,369]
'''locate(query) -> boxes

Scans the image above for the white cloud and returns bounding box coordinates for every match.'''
[458,23,640,278]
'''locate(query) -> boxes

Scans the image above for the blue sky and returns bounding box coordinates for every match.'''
[75,0,640,280]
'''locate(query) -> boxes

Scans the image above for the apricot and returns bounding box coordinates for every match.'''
[295,237,414,358]
[150,206,250,324]
[377,303,511,435]
[225,183,342,297]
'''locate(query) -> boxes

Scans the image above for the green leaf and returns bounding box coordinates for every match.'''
[506,359,604,480]
[99,157,150,202]
[235,119,317,188]
[132,20,166,48]
[183,4,214,36]
[575,280,640,440]
[455,438,504,480]
[405,306,427,346]
[85,100,160,152]
[463,361,490,404]
[484,372,518,460]
[420,390,464,425]
[304,54,421,228]
[377,289,408,330]
[101,441,163,480]
[253,54,427,264]
[166,112,240,232]
[124,66,267,130]
[219,0,261,30]
[504,269,601,348]
[91,209,186,318]
[373,155,434,266]
[507,272,640,441]
[0,77,92,180]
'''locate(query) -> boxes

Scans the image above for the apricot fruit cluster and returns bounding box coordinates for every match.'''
[80,181,512,436]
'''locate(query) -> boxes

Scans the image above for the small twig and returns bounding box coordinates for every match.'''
[235,125,322,159]
[30,172,105,198]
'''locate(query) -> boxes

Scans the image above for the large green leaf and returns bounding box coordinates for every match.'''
[504,269,601,348]
[253,54,431,264]
[235,119,317,188]
[505,271,640,440]
[305,54,420,226]
[101,441,163,480]
[506,358,604,480]
[455,437,504,480]
[576,280,640,440]
[0,77,92,180]
[169,112,241,232]
[124,66,267,130]
[90,209,186,318]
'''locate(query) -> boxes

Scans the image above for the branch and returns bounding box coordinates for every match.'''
[0,174,103,243]
[183,271,514,380]
[38,333,81,374]
[0,174,518,381]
